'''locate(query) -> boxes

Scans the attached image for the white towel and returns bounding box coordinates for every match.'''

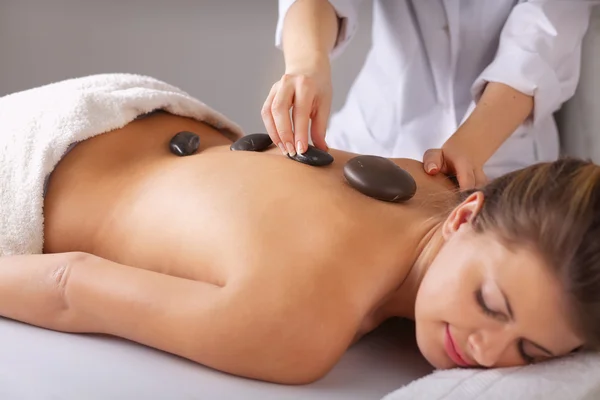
[0,73,244,256]
[381,351,600,400]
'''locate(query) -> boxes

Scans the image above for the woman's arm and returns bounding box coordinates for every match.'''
[0,252,345,384]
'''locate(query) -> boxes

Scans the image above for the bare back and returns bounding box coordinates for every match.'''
[43,112,456,354]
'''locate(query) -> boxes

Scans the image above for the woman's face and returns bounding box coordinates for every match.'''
[414,193,583,369]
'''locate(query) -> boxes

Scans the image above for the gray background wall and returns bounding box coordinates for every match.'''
[0,0,373,134]
[1,1,598,161]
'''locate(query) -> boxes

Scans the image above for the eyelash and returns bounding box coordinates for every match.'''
[518,341,535,364]
[475,289,499,318]
[475,289,535,364]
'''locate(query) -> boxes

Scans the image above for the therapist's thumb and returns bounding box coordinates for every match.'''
[423,148,443,175]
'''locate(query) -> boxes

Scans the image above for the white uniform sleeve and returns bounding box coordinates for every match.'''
[275,0,363,59]
[470,1,594,126]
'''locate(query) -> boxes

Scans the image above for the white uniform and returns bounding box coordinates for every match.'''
[275,0,594,178]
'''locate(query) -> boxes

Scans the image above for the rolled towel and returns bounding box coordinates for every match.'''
[0,73,244,256]
[381,351,600,400]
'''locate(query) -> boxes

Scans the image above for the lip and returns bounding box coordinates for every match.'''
[444,324,472,367]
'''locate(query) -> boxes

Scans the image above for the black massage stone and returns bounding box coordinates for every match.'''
[343,155,417,202]
[287,145,334,167]
[170,131,200,156]
[230,133,273,152]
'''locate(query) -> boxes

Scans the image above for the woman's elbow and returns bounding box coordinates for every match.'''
[183,319,343,385]
[221,347,338,385]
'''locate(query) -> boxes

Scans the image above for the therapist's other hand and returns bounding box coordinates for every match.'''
[423,141,488,190]
[261,59,332,156]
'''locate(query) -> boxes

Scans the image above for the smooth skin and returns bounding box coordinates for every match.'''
[0,112,580,385]
[262,0,535,189]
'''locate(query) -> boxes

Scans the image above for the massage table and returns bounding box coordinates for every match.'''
[0,317,432,399]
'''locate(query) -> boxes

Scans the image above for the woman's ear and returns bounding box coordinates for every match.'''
[442,192,485,240]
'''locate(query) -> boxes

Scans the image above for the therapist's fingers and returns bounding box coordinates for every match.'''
[271,77,296,155]
[422,148,443,174]
[310,97,331,151]
[455,164,476,190]
[474,168,488,188]
[291,84,313,155]
[261,84,284,153]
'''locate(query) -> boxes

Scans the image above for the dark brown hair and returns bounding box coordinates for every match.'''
[464,158,600,349]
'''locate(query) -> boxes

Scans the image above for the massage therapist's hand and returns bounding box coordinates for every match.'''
[423,82,536,190]
[423,137,488,190]
[261,57,332,157]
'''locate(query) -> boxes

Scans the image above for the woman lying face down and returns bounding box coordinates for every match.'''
[413,163,596,369]
[2,112,598,384]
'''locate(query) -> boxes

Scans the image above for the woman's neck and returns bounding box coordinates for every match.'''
[377,218,446,320]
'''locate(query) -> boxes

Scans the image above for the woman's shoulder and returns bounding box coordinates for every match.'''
[388,158,459,209]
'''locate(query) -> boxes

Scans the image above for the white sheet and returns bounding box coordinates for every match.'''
[382,353,600,400]
[0,317,432,399]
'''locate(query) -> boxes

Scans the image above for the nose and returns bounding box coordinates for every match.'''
[468,327,514,367]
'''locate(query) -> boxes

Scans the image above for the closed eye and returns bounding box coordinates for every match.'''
[474,289,534,364]
[475,289,503,320]
[518,341,535,364]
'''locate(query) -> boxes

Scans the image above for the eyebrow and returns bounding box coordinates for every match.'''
[498,286,556,357]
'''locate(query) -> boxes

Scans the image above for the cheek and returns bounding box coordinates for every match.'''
[414,317,445,368]
[414,272,480,369]
[415,249,477,325]
[414,302,457,369]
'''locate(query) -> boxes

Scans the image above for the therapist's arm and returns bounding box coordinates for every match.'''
[423,82,533,188]
[452,82,534,166]
[424,1,593,189]
[447,82,533,171]
[281,0,339,69]
[263,0,340,155]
